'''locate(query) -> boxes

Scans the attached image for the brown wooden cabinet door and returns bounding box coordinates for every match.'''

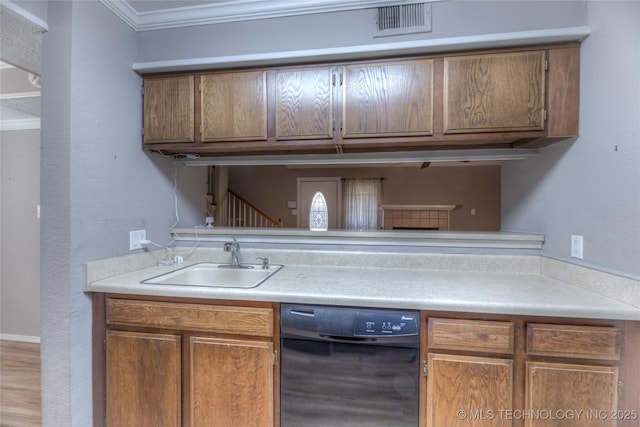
[190,336,274,427]
[200,71,267,142]
[342,59,434,138]
[426,353,513,427]
[143,76,194,143]
[444,51,546,133]
[106,330,181,427]
[525,361,619,427]
[276,67,333,140]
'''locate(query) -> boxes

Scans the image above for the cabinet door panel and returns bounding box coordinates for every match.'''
[276,67,333,140]
[190,336,274,427]
[342,59,434,138]
[526,362,618,427]
[427,353,513,427]
[143,76,194,143]
[444,51,546,133]
[201,71,267,141]
[106,330,181,427]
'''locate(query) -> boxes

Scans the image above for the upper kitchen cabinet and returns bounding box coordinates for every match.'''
[275,67,333,140]
[342,59,434,138]
[200,70,268,142]
[143,75,194,144]
[443,51,546,133]
[140,44,580,156]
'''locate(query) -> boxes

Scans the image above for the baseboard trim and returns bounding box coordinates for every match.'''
[0,334,40,343]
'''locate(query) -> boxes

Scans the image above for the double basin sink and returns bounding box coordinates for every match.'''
[142,262,283,289]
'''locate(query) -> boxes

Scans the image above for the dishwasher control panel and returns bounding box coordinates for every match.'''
[354,311,419,337]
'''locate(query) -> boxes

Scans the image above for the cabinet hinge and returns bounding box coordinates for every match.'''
[339,73,343,86]
[333,119,336,132]
[332,73,336,87]
[141,82,144,95]
[543,109,548,121]
[618,380,624,395]
[199,124,203,135]
[422,360,428,377]
[544,59,549,71]
[198,81,202,93]
[273,350,278,366]
[103,339,106,352]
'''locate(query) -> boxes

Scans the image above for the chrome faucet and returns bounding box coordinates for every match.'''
[256,257,270,270]
[223,237,240,267]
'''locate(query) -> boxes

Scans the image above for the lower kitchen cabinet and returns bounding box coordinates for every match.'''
[525,361,618,427]
[425,318,515,427]
[98,296,277,427]
[426,353,513,427]
[524,323,622,427]
[190,336,274,427]
[94,295,639,427]
[106,330,182,427]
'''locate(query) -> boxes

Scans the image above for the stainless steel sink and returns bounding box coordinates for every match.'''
[141,262,283,288]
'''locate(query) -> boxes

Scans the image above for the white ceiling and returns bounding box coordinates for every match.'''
[101,0,410,31]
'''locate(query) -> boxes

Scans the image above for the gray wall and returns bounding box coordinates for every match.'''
[0,129,40,340]
[502,1,640,279]
[41,2,205,425]
[136,1,587,62]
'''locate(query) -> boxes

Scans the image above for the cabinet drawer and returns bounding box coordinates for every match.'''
[428,318,514,354]
[106,298,273,337]
[526,323,621,360]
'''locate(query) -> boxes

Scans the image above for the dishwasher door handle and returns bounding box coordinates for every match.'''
[318,334,377,343]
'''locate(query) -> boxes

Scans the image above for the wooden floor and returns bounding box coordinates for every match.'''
[0,340,42,427]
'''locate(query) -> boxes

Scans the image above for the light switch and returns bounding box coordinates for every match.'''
[287,201,297,209]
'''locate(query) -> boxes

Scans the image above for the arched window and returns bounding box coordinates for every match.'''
[309,191,328,231]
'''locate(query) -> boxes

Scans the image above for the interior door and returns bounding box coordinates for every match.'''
[297,178,342,229]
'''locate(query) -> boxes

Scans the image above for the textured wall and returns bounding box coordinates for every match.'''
[40,2,206,426]
[502,2,640,279]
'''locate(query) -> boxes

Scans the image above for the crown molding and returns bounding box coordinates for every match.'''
[99,0,414,31]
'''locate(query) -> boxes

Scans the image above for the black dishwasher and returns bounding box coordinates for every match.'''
[280,304,420,427]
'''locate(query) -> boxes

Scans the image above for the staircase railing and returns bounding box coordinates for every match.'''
[222,189,282,228]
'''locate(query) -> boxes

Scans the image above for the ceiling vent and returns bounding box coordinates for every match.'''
[374,2,432,37]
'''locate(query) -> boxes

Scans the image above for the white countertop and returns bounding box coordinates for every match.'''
[85,249,640,321]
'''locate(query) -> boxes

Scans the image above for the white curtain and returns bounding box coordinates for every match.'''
[343,178,382,230]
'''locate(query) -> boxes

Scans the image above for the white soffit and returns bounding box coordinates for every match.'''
[99,0,421,31]
[132,26,591,73]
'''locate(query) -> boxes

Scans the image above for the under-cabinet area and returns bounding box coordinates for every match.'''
[141,43,579,156]
[92,295,640,427]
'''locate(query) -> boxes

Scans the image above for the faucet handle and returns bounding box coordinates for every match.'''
[256,257,270,269]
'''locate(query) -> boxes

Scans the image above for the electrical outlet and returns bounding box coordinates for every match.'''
[130,229,146,251]
[571,235,583,259]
